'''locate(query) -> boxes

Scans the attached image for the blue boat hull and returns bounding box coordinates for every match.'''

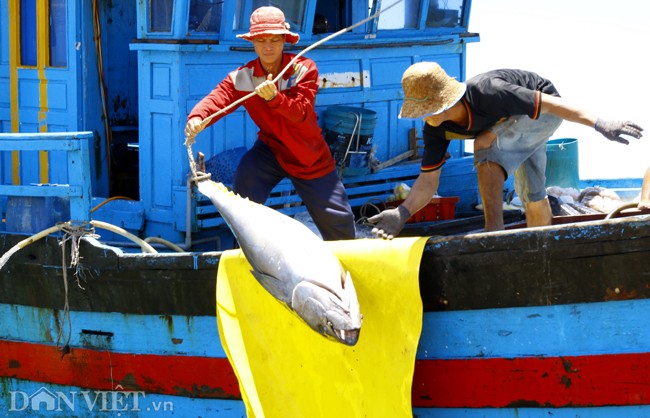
[2,215,650,416]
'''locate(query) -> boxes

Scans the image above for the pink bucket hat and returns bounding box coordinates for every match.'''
[399,62,466,119]
[236,6,300,45]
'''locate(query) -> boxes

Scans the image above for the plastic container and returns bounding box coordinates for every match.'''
[323,106,377,176]
[385,196,459,223]
[323,106,377,137]
[545,138,579,189]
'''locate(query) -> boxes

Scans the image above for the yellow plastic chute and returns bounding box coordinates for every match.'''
[216,237,427,418]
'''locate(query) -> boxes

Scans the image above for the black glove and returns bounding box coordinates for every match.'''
[367,205,412,240]
[594,119,644,145]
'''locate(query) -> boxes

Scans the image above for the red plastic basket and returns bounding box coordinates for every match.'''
[385,196,460,223]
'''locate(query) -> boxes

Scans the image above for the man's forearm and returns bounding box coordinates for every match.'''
[401,170,441,215]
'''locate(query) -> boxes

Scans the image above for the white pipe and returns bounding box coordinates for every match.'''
[144,237,185,253]
[91,220,157,253]
[0,224,68,270]
[186,177,193,249]
[0,220,159,271]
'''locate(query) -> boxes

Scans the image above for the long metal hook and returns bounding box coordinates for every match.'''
[185,0,404,178]
[196,0,404,129]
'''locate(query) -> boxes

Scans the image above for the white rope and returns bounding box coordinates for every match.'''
[56,223,97,352]
[61,223,98,282]
[56,231,73,352]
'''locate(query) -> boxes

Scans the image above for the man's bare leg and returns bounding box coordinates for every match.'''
[524,198,553,228]
[476,162,506,231]
[639,167,650,210]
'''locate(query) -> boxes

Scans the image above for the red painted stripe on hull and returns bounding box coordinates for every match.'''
[5,340,650,408]
[413,354,650,408]
[0,340,241,399]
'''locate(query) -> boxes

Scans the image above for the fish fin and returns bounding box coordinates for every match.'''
[250,269,292,305]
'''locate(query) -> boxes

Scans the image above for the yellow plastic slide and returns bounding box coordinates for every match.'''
[216,237,428,418]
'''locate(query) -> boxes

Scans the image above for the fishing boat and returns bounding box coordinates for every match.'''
[1,0,649,416]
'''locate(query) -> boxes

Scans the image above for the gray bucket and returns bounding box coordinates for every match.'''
[323,106,377,176]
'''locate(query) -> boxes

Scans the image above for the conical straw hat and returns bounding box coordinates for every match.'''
[399,62,466,119]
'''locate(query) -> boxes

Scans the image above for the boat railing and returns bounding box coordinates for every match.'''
[0,132,93,226]
[194,161,423,230]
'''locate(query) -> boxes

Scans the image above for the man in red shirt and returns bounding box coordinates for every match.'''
[185,6,355,240]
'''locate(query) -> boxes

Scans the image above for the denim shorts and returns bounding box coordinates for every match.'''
[474,113,562,203]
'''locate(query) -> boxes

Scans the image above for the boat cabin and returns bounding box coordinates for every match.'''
[0,0,479,250]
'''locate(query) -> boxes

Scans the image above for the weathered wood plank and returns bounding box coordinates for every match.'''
[419,217,650,311]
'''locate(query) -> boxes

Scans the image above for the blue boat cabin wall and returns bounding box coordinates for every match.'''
[132,0,478,242]
[0,0,138,200]
[0,0,477,244]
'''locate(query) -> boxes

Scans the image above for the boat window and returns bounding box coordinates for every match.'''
[19,0,37,66]
[188,0,223,33]
[18,0,67,67]
[273,0,306,32]
[149,0,174,32]
[49,0,67,67]
[313,0,343,34]
[426,0,463,28]
[236,0,307,33]
[376,0,420,30]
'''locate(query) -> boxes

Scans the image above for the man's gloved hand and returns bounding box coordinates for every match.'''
[594,119,644,145]
[367,205,412,240]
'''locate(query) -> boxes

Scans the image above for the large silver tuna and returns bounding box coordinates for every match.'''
[197,180,362,346]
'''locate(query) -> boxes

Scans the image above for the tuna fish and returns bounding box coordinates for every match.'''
[197,179,362,346]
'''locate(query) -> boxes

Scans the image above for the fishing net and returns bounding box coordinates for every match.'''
[204,147,248,185]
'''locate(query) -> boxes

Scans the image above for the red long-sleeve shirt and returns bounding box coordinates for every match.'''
[188,53,335,179]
